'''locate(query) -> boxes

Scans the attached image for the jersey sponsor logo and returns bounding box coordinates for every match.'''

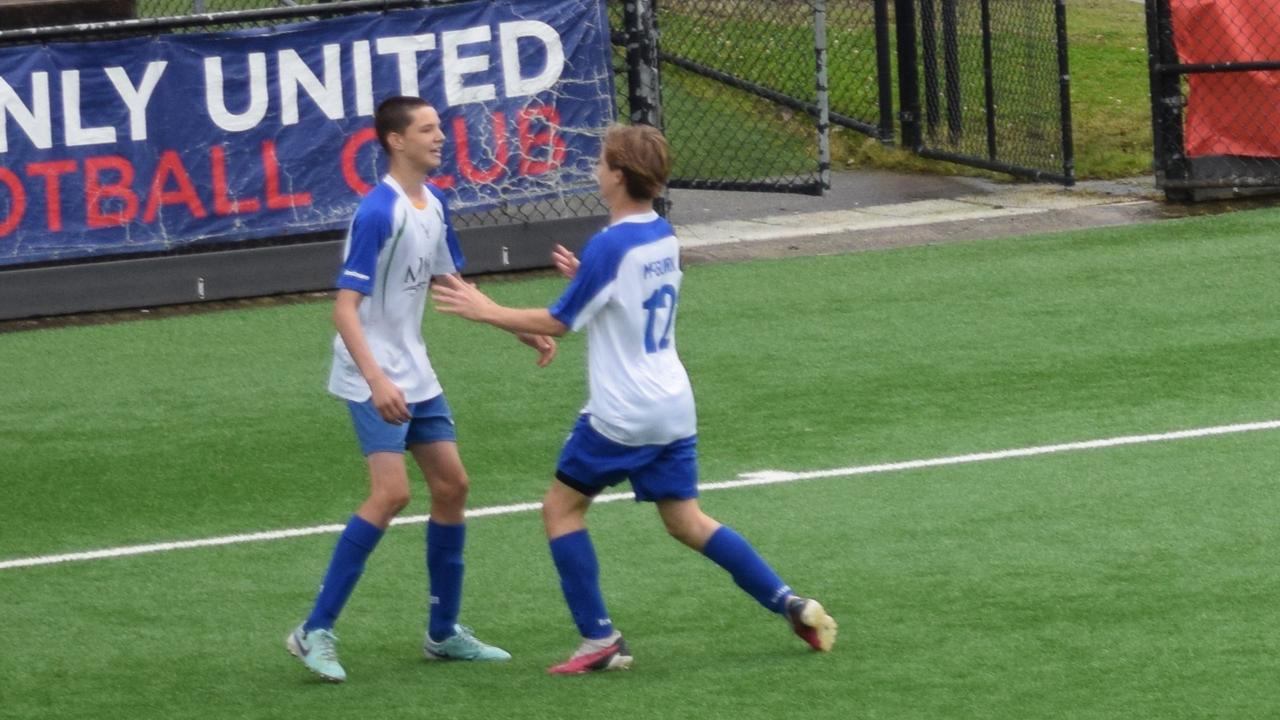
[641,257,677,279]
[403,255,431,292]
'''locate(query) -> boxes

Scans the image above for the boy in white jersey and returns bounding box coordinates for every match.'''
[432,124,837,674]
[286,97,557,683]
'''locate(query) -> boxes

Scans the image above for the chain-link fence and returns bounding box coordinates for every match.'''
[1147,0,1280,199]
[655,1,889,139]
[0,0,833,228]
[124,0,842,195]
[4,0,834,195]
[650,0,842,194]
[898,0,1072,184]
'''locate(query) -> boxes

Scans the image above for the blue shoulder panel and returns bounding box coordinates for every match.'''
[549,217,673,329]
[336,183,397,295]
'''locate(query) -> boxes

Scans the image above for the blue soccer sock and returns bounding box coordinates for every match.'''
[426,519,466,643]
[304,515,384,632]
[702,525,792,614]
[548,529,614,640]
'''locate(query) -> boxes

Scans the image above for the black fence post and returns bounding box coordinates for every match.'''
[895,0,922,150]
[814,0,832,190]
[1144,0,1188,196]
[873,0,895,143]
[980,0,997,160]
[919,0,940,136]
[622,0,665,212]
[1055,0,1075,185]
[941,0,961,143]
[623,0,662,128]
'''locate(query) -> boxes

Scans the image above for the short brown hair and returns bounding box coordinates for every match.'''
[602,124,671,201]
[375,96,432,153]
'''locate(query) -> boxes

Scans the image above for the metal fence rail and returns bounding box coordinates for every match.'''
[1146,0,1280,198]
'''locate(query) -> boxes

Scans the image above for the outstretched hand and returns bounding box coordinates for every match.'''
[516,333,558,368]
[431,273,495,322]
[434,274,567,352]
[552,244,580,279]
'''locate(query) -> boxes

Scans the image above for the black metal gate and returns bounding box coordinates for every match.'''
[624,0,1075,193]
[895,0,1074,185]
[618,0,841,196]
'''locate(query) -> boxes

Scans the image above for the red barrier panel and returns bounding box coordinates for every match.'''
[1171,0,1280,158]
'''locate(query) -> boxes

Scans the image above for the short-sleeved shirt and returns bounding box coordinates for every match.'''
[327,176,464,403]
[549,210,696,446]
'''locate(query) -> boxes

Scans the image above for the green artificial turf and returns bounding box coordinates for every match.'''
[3,208,1280,719]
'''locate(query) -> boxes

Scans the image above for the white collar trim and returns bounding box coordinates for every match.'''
[609,210,660,227]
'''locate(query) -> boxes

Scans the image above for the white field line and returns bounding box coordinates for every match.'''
[3,419,1278,572]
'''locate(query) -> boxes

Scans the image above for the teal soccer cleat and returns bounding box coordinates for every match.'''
[286,624,347,683]
[423,624,512,662]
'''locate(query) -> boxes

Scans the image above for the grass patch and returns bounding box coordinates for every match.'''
[1065,0,1153,178]
[4,209,1280,718]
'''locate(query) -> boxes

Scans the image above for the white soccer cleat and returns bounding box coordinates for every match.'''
[786,596,837,652]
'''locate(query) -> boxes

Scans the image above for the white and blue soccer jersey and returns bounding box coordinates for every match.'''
[327,176,464,403]
[549,211,696,446]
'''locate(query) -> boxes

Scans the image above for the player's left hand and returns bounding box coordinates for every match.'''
[551,244,580,280]
[516,333,558,367]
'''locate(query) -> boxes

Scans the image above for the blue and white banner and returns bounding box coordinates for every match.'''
[0,0,614,266]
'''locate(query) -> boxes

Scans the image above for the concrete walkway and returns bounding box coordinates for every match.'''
[667,170,1172,263]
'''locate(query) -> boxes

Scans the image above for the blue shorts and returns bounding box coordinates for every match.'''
[555,414,698,503]
[347,393,456,456]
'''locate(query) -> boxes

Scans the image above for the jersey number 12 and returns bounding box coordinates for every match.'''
[642,284,677,353]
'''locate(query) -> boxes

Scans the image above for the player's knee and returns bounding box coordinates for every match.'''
[373,488,412,515]
[661,509,716,548]
[661,516,697,546]
[540,492,577,531]
[540,498,563,527]
[431,474,469,506]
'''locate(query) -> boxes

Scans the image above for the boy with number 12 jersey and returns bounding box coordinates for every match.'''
[548,209,696,447]
[432,124,836,674]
